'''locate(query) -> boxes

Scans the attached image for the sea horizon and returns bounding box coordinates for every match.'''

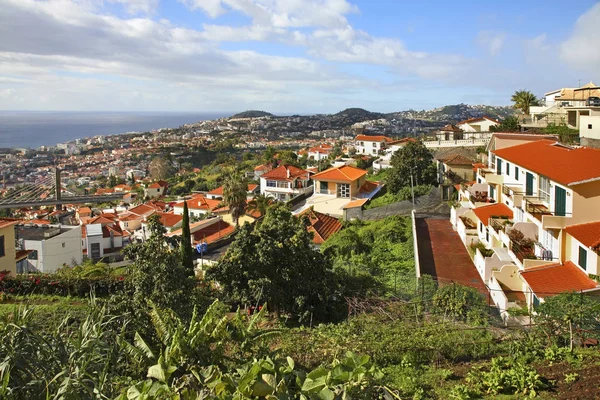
[0,110,233,149]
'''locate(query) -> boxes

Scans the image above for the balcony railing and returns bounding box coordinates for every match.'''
[490,217,513,234]
[524,197,572,223]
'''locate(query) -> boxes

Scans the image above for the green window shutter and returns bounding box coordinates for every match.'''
[496,159,502,175]
[533,294,540,308]
[579,246,587,270]
[489,185,495,200]
[506,162,510,175]
[554,186,566,217]
[526,172,534,196]
[515,166,519,180]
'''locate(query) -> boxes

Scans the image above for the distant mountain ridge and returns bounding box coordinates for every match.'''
[229,104,515,125]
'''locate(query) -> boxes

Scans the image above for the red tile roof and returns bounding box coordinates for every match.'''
[0,218,19,229]
[359,180,379,194]
[565,221,600,249]
[191,220,235,244]
[438,154,475,166]
[254,164,271,172]
[343,198,369,209]
[260,164,309,181]
[439,124,462,132]
[174,196,221,211]
[520,262,599,298]
[208,184,259,196]
[472,203,513,226]
[493,140,600,186]
[355,135,393,142]
[312,165,367,183]
[298,208,342,244]
[309,144,333,153]
[152,211,183,228]
[457,116,500,125]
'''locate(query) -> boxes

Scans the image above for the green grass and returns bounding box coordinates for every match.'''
[0,295,90,328]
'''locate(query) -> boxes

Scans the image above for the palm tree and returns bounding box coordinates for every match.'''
[222,171,248,227]
[247,193,273,218]
[511,90,540,115]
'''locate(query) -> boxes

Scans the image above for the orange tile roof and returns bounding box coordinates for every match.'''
[0,218,19,229]
[261,164,310,181]
[312,165,367,183]
[520,262,599,298]
[153,211,183,228]
[298,208,342,244]
[565,221,600,249]
[457,116,500,125]
[439,124,462,132]
[308,144,333,153]
[493,140,600,186]
[174,196,221,211]
[438,154,475,166]
[78,207,92,215]
[355,135,393,142]
[191,220,235,244]
[254,164,271,172]
[343,198,369,209]
[129,203,158,217]
[472,203,513,226]
[359,180,379,194]
[248,183,258,192]
[207,186,224,196]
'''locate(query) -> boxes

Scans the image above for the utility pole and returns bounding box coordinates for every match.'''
[410,172,415,209]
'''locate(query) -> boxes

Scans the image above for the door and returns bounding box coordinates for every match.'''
[554,186,566,217]
[91,243,101,259]
[525,172,534,196]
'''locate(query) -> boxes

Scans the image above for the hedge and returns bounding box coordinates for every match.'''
[0,273,125,297]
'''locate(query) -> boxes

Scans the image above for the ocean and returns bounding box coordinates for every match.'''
[0,111,229,149]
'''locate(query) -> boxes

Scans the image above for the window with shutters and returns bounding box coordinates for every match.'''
[539,176,550,203]
[579,246,587,270]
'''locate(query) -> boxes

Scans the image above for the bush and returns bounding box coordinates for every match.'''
[0,273,124,297]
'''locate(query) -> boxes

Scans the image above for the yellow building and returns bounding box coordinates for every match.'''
[0,219,18,275]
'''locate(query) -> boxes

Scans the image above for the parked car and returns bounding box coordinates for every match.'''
[586,96,600,106]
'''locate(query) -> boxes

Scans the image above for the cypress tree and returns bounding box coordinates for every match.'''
[180,200,194,275]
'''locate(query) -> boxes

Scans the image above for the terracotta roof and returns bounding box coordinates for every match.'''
[472,162,487,171]
[439,124,463,132]
[0,218,19,229]
[103,224,124,238]
[520,262,599,298]
[493,140,600,186]
[388,137,418,146]
[87,216,115,225]
[299,208,343,244]
[343,198,369,209]
[565,221,600,250]
[312,165,367,183]
[153,211,183,228]
[119,213,144,222]
[208,184,259,196]
[191,220,235,244]
[457,116,499,125]
[254,164,271,172]
[174,196,221,211]
[472,203,513,226]
[438,154,475,165]
[15,249,33,261]
[129,203,159,217]
[355,135,393,142]
[261,164,310,181]
[309,144,333,153]
[78,207,92,215]
[359,180,379,193]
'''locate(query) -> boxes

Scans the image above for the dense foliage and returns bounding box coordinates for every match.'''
[387,141,437,194]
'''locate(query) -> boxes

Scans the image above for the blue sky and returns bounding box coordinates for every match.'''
[0,0,599,113]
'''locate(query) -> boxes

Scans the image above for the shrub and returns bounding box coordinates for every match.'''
[0,273,124,297]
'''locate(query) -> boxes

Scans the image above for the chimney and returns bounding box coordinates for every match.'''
[286,167,290,179]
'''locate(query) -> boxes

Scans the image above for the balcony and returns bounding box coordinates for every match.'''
[478,168,504,185]
[502,185,524,208]
[524,197,571,229]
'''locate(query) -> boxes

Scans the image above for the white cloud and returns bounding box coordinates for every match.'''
[476,31,506,56]
[560,3,600,74]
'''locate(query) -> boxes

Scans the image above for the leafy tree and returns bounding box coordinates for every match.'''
[433,284,488,324]
[123,215,195,318]
[247,193,274,218]
[180,201,194,275]
[511,90,540,115]
[262,145,276,164]
[148,156,173,180]
[387,141,436,193]
[543,122,579,144]
[536,292,600,350]
[206,204,333,321]
[222,171,248,227]
[490,116,521,132]
[108,174,118,188]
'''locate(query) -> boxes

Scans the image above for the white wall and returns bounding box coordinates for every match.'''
[566,234,598,276]
[26,227,83,273]
[580,115,600,140]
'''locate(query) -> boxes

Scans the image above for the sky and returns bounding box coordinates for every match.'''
[0,0,599,114]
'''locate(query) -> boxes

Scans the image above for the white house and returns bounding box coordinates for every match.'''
[355,135,393,155]
[456,116,499,133]
[82,218,127,260]
[15,224,83,273]
[259,164,313,202]
[307,144,333,161]
[172,195,222,218]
